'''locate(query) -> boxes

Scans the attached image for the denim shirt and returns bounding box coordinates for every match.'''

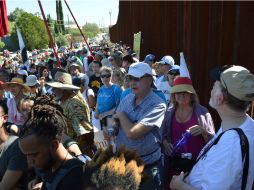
[116,91,166,164]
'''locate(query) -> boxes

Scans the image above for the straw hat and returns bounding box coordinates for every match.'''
[170,77,196,94]
[3,77,31,92]
[46,72,80,90]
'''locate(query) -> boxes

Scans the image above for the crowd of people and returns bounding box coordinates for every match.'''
[0,42,254,190]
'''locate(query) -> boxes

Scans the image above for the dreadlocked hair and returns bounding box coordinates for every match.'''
[19,95,67,141]
[83,145,144,190]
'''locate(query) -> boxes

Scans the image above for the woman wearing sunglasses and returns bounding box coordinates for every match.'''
[95,67,122,128]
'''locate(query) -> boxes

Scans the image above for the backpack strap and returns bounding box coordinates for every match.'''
[233,128,249,190]
[185,128,249,190]
[45,160,82,190]
[77,154,91,163]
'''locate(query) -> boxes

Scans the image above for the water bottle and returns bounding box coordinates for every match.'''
[171,130,192,156]
[106,117,116,153]
[107,126,116,153]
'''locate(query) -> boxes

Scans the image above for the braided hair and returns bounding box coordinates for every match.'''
[19,95,67,141]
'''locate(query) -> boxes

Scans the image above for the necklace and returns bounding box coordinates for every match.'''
[52,151,69,173]
[61,151,69,167]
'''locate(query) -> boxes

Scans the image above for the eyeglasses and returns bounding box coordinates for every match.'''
[168,71,179,76]
[100,74,111,78]
[128,75,150,82]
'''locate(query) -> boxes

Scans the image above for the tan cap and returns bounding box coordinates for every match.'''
[220,66,254,101]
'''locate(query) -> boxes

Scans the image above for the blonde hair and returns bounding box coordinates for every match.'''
[112,68,126,87]
[100,66,112,75]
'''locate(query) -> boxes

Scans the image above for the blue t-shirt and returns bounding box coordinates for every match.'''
[120,88,167,103]
[97,84,122,114]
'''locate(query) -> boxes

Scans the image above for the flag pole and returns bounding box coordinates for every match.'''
[38,0,61,67]
[63,0,92,52]
[251,101,254,119]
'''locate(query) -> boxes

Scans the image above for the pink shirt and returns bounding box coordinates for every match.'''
[171,112,205,158]
[7,98,26,126]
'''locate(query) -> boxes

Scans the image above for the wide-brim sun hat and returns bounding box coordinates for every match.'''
[46,71,80,90]
[170,77,196,94]
[3,77,31,92]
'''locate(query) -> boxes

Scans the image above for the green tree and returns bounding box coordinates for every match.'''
[11,12,49,50]
[8,21,15,34]
[58,0,65,34]
[55,33,68,47]
[8,8,25,22]
[56,0,65,34]
[82,23,100,38]
[0,41,5,49]
[55,0,61,34]
[47,14,55,36]
[69,28,80,36]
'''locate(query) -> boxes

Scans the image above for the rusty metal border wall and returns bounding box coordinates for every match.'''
[110,1,254,126]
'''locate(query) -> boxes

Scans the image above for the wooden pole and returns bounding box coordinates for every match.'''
[38,0,61,67]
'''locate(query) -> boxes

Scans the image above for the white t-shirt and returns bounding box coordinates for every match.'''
[82,57,89,74]
[155,75,171,104]
[75,73,89,87]
[81,88,101,132]
[188,115,254,190]
[82,88,95,103]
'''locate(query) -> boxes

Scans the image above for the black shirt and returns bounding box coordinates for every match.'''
[0,136,28,188]
[88,75,103,96]
[41,158,84,190]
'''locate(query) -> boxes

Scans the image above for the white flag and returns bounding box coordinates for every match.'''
[16,27,28,66]
[180,52,191,78]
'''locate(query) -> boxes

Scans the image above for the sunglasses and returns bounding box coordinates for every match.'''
[100,74,111,78]
[128,75,150,82]
[168,71,179,76]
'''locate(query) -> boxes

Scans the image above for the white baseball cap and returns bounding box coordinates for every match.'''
[128,62,152,78]
[158,55,175,66]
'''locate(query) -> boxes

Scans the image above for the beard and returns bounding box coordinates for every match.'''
[209,95,220,109]
[37,152,56,172]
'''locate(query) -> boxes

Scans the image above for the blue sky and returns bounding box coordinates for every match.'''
[6,0,119,27]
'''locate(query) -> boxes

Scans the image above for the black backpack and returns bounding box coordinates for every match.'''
[43,160,82,190]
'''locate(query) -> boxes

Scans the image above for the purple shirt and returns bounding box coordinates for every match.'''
[171,113,206,158]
